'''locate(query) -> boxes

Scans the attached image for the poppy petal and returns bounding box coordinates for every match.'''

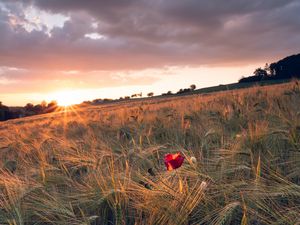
[164,152,185,170]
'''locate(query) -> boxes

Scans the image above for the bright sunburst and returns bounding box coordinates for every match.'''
[47,90,83,107]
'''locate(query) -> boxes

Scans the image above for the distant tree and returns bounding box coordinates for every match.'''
[238,54,300,83]
[269,63,277,76]
[33,104,43,114]
[0,102,10,121]
[162,91,173,96]
[269,54,300,79]
[131,93,142,98]
[147,92,154,97]
[190,84,196,90]
[24,103,34,112]
[48,100,57,108]
[177,88,191,94]
[46,101,58,112]
[264,63,271,75]
[82,101,91,105]
[41,100,47,112]
[253,68,268,77]
[92,99,103,104]
[124,96,130,100]
[41,100,47,108]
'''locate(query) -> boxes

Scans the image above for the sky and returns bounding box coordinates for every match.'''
[0,0,300,106]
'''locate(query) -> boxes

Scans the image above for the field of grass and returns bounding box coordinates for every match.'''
[0,81,300,225]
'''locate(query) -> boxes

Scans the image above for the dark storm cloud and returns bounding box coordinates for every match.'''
[0,0,300,71]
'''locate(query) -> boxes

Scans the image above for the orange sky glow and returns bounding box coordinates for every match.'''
[1,65,261,106]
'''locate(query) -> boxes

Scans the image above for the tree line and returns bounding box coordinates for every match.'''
[239,53,300,83]
[0,101,58,121]
[87,84,197,105]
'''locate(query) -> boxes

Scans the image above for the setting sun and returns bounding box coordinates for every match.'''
[47,90,84,106]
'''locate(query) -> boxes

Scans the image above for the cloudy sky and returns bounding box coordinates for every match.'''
[0,0,300,105]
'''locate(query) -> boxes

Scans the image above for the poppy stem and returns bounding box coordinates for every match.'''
[158,173,177,193]
[175,170,183,193]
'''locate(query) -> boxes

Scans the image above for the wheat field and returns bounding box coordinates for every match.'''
[0,81,300,225]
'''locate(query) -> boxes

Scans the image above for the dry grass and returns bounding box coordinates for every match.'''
[0,81,300,224]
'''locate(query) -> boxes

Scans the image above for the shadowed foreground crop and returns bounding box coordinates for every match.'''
[0,81,300,224]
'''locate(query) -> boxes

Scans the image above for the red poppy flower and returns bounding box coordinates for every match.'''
[164,152,185,171]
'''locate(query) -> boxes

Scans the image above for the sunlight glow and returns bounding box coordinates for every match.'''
[1,65,261,106]
[47,90,84,106]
